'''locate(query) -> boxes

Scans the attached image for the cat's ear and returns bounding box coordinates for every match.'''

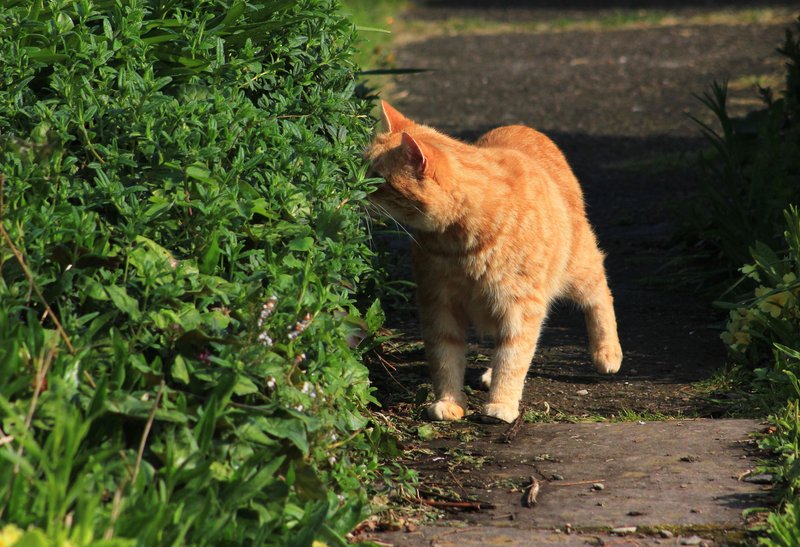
[381,100,411,133]
[401,132,427,174]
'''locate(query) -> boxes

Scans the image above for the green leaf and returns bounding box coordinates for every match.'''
[219,0,246,28]
[143,200,172,222]
[775,343,800,361]
[416,424,437,441]
[104,285,140,319]
[263,416,309,454]
[288,236,314,252]
[186,164,214,183]
[293,461,326,500]
[364,298,384,333]
[195,372,236,450]
[236,418,281,446]
[233,374,258,396]
[202,309,231,331]
[200,231,220,275]
[105,393,188,424]
[54,12,74,33]
[354,25,391,34]
[288,500,328,547]
[141,32,178,45]
[23,47,69,63]
[13,529,50,547]
[135,235,178,267]
[172,355,190,384]
[223,454,286,509]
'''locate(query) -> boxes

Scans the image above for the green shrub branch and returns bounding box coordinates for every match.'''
[0,0,390,544]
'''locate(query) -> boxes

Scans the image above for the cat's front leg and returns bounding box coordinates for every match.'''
[421,305,469,421]
[484,311,544,423]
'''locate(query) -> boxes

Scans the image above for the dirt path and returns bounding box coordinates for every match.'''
[361,2,796,544]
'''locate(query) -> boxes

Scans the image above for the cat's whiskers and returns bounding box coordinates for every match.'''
[410,203,426,217]
[361,205,376,250]
[369,201,419,246]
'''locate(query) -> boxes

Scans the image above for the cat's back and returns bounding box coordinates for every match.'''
[475,124,584,212]
[476,125,569,176]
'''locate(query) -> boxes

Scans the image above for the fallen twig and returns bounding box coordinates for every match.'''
[550,479,605,487]
[499,405,526,443]
[412,490,496,511]
[374,351,410,394]
[737,469,753,481]
[523,476,540,507]
[416,498,495,511]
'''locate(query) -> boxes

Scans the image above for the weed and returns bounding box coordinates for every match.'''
[611,408,674,422]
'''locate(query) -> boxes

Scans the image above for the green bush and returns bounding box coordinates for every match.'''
[761,496,800,546]
[687,18,800,544]
[0,0,389,544]
[720,207,800,372]
[718,209,800,542]
[681,21,800,285]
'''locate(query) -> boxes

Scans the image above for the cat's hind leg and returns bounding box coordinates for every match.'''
[565,244,622,375]
[479,366,492,390]
[421,304,469,421]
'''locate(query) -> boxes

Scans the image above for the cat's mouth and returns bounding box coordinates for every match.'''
[369,187,437,233]
[367,184,401,214]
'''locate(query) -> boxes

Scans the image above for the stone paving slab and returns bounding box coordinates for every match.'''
[375,526,735,546]
[370,419,772,545]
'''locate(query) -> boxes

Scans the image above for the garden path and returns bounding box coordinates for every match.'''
[362,2,797,544]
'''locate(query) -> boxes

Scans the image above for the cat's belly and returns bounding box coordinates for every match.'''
[467,305,498,337]
[453,277,500,337]
[418,253,506,336]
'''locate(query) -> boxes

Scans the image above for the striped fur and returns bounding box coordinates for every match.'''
[366,102,622,423]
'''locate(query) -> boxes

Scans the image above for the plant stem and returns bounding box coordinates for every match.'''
[0,223,75,354]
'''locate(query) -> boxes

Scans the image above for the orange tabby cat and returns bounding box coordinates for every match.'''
[366,101,622,423]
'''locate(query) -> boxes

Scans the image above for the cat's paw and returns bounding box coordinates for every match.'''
[481,402,519,423]
[427,398,466,421]
[479,367,492,390]
[593,344,622,375]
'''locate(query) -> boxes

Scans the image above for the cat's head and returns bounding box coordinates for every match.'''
[365,101,457,232]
